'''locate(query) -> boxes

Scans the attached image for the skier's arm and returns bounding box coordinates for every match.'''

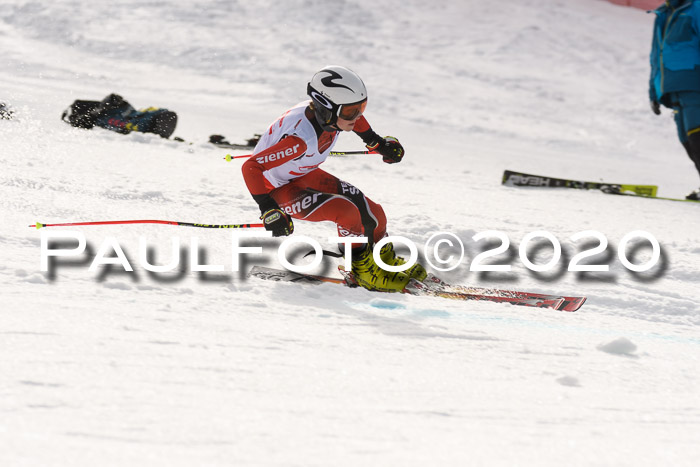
[353,116,381,146]
[241,135,308,213]
[649,19,660,104]
[353,116,405,164]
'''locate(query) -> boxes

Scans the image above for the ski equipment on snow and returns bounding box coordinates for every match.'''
[209,134,261,149]
[249,266,586,312]
[402,273,586,312]
[502,170,700,203]
[502,170,658,196]
[62,93,178,138]
[686,188,700,200]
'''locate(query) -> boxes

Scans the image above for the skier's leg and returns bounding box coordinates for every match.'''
[295,170,426,286]
[269,170,425,290]
[684,131,700,199]
[685,131,700,176]
[270,169,387,244]
[675,92,700,198]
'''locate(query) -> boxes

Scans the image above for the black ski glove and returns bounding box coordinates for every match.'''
[650,100,661,115]
[367,136,405,164]
[261,208,294,237]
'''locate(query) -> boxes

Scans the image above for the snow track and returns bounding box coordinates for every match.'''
[2,0,699,466]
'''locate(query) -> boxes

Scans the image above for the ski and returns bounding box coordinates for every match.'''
[250,266,345,285]
[209,134,261,150]
[340,268,583,311]
[502,170,699,203]
[502,170,658,196]
[403,279,566,310]
[411,274,585,312]
[249,266,585,311]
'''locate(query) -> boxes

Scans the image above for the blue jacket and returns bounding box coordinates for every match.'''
[649,0,700,104]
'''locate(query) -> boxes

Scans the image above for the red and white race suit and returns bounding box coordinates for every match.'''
[241,101,386,243]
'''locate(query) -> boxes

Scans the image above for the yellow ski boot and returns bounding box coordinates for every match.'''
[378,242,427,282]
[349,243,427,292]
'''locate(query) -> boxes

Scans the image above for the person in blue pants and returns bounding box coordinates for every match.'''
[649,0,700,200]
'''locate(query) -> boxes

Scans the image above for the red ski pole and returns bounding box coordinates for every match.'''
[224,154,254,161]
[29,220,264,229]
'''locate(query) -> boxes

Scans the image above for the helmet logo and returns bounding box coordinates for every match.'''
[320,70,354,93]
[310,91,333,110]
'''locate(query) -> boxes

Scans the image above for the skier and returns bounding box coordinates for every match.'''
[241,65,426,292]
[649,0,700,200]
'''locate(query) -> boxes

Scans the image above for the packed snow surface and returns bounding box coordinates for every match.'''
[2,0,699,466]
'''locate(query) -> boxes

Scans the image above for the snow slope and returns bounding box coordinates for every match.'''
[2,0,699,465]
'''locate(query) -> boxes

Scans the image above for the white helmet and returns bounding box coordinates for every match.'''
[307,65,368,130]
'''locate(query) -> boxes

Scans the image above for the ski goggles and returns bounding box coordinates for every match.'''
[338,99,367,121]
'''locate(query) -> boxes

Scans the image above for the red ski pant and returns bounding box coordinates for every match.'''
[269,169,386,244]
